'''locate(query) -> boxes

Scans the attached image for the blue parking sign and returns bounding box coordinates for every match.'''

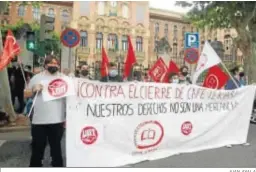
[185,32,199,49]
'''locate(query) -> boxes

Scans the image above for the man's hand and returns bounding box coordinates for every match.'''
[32,84,43,93]
[24,89,33,98]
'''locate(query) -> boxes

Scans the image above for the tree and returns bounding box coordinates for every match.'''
[0,1,40,123]
[1,21,61,58]
[176,1,256,83]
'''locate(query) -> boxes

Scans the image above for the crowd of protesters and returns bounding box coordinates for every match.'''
[0,54,252,167]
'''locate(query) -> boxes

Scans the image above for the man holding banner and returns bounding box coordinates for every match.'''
[27,55,66,167]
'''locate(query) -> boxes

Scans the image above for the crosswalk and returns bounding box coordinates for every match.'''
[0,140,6,147]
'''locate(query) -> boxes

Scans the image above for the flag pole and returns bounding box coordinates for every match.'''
[220,61,239,88]
[27,91,39,118]
[17,56,28,88]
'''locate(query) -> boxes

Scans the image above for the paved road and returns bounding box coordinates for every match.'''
[1,124,256,167]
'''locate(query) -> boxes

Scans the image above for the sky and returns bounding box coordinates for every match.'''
[149,0,191,13]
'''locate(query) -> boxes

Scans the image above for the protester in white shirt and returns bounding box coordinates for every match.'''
[28,55,65,167]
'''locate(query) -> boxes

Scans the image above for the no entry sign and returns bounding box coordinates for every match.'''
[61,28,80,48]
[184,48,199,64]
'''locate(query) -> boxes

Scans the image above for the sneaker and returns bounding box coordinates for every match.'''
[243,142,250,146]
[226,145,232,148]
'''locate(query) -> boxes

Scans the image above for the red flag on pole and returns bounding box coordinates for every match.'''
[162,60,180,83]
[101,46,109,77]
[0,30,21,70]
[148,57,168,82]
[203,65,229,89]
[123,36,136,79]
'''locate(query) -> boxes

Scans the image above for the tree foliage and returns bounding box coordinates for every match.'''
[0,1,42,122]
[176,1,256,82]
[0,21,61,57]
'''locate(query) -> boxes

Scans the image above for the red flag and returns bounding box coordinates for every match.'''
[0,30,21,70]
[123,36,136,79]
[101,46,109,77]
[162,60,180,83]
[148,57,168,82]
[203,65,229,89]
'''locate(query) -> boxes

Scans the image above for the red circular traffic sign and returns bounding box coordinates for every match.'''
[184,48,199,64]
[60,28,80,48]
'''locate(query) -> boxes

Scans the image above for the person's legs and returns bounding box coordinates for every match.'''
[17,89,25,114]
[47,123,64,167]
[29,124,47,167]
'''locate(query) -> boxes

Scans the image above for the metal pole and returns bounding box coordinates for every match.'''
[68,47,72,69]
[75,48,78,70]
[59,48,62,72]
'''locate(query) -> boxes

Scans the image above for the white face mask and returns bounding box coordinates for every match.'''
[109,70,118,77]
[172,79,179,83]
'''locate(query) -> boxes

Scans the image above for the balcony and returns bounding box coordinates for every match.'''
[77,47,90,55]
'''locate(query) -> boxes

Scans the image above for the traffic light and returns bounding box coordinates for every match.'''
[39,14,55,41]
[26,31,36,51]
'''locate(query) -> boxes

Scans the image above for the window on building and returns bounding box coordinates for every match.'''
[154,36,158,52]
[48,8,55,18]
[164,24,168,37]
[61,10,69,22]
[174,25,178,38]
[224,35,232,53]
[61,25,67,31]
[108,34,118,50]
[122,4,129,18]
[1,19,8,25]
[4,5,9,15]
[191,27,194,32]
[154,37,158,52]
[182,26,185,39]
[136,36,143,52]
[173,43,177,57]
[33,7,40,21]
[18,5,25,17]
[122,35,128,51]
[98,2,105,16]
[96,32,103,49]
[155,23,159,34]
[80,31,88,47]
[109,1,117,16]
[110,1,117,7]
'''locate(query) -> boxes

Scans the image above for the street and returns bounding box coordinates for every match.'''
[0,124,256,167]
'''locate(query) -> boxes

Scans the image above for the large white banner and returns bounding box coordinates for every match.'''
[66,79,256,167]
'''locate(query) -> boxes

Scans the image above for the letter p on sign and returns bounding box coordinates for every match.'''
[188,35,196,46]
[185,33,199,49]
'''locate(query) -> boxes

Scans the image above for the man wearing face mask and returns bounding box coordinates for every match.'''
[101,62,122,82]
[27,55,65,167]
[79,64,90,79]
[179,66,192,84]
[168,73,180,84]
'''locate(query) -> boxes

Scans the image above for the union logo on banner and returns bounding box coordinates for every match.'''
[42,76,76,102]
[148,58,168,82]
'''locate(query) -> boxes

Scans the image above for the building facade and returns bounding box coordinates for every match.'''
[71,1,150,66]
[0,2,73,34]
[0,1,243,69]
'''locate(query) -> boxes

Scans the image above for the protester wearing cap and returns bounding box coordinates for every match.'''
[27,55,65,167]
